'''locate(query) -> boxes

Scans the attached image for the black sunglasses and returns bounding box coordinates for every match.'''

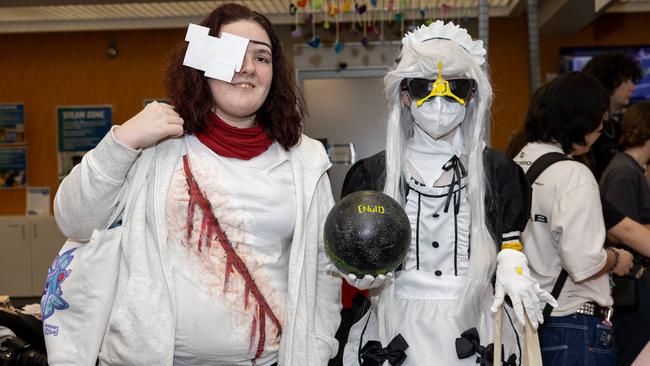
[401,78,477,102]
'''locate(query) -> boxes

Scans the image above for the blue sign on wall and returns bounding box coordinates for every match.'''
[0,103,25,144]
[0,147,27,188]
[57,106,112,180]
[57,106,112,152]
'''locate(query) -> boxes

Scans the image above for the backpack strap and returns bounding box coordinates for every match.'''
[524,152,573,325]
[524,152,571,185]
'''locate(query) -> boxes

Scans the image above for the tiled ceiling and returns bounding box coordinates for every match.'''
[0,0,521,33]
[0,0,648,33]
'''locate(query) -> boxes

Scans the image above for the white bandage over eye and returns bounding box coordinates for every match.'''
[183,23,250,83]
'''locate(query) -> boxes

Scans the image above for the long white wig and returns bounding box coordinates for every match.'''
[375,21,496,341]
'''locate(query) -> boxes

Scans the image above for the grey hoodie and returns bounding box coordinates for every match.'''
[54,129,341,365]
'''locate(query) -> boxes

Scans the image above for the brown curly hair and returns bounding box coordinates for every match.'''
[620,102,650,149]
[164,3,305,149]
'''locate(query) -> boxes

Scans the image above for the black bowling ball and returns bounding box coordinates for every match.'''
[324,190,411,276]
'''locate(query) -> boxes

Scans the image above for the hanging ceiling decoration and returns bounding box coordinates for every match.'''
[0,0,523,33]
[0,0,647,38]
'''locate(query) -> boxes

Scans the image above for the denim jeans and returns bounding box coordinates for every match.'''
[539,313,615,366]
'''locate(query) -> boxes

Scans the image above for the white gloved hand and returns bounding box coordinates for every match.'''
[490,249,558,329]
[325,264,394,290]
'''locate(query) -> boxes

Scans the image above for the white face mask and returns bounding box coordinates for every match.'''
[410,97,466,139]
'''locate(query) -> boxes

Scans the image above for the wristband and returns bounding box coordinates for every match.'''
[501,242,523,251]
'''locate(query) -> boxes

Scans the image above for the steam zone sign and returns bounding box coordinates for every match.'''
[56,106,112,180]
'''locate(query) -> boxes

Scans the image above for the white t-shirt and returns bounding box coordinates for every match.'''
[167,135,295,365]
[514,142,611,316]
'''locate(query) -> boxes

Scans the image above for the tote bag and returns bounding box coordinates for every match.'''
[41,148,153,366]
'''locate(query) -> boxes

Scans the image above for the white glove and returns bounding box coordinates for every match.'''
[325,264,394,290]
[490,249,558,329]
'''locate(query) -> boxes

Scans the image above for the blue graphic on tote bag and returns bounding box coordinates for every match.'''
[41,248,76,320]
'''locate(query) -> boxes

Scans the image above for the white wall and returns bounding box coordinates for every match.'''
[294,42,400,200]
[302,76,387,199]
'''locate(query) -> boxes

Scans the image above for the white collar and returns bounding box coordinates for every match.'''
[405,126,466,187]
[518,142,564,158]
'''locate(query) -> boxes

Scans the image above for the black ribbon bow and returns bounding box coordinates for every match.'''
[455,328,517,366]
[360,333,409,366]
[442,155,466,214]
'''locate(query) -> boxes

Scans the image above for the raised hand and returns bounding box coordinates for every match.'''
[114,101,184,149]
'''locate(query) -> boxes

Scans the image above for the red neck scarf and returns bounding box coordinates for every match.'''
[196,112,273,160]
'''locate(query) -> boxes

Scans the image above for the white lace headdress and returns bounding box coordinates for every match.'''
[402,20,486,66]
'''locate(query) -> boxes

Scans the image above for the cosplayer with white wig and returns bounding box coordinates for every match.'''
[339,21,557,365]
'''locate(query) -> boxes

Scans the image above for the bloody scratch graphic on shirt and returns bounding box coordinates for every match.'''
[182,155,282,361]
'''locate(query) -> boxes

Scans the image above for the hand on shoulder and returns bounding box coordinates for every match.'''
[114,101,184,149]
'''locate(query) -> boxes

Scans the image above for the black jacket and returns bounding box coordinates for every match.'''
[340,148,532,247]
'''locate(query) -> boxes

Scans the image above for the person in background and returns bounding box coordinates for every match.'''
[52,4,341,365]
[513,71,634,366]
[599,101,650,366]
[505,128,650,259]
[582,53,642,179]
[606,207,650,256]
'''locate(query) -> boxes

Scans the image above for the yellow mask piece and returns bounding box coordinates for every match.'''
[416,62,467,106]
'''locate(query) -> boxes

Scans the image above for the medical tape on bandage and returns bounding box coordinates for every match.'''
[183,23,249,82]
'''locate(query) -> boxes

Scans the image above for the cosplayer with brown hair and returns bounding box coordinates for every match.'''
[53,3,341,365]
[165,4,304,149]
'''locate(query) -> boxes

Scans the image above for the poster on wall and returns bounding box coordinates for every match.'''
[0,147,27,188]
[26,186,51,215]
[0,103,25,145]
[57,105,112,180]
